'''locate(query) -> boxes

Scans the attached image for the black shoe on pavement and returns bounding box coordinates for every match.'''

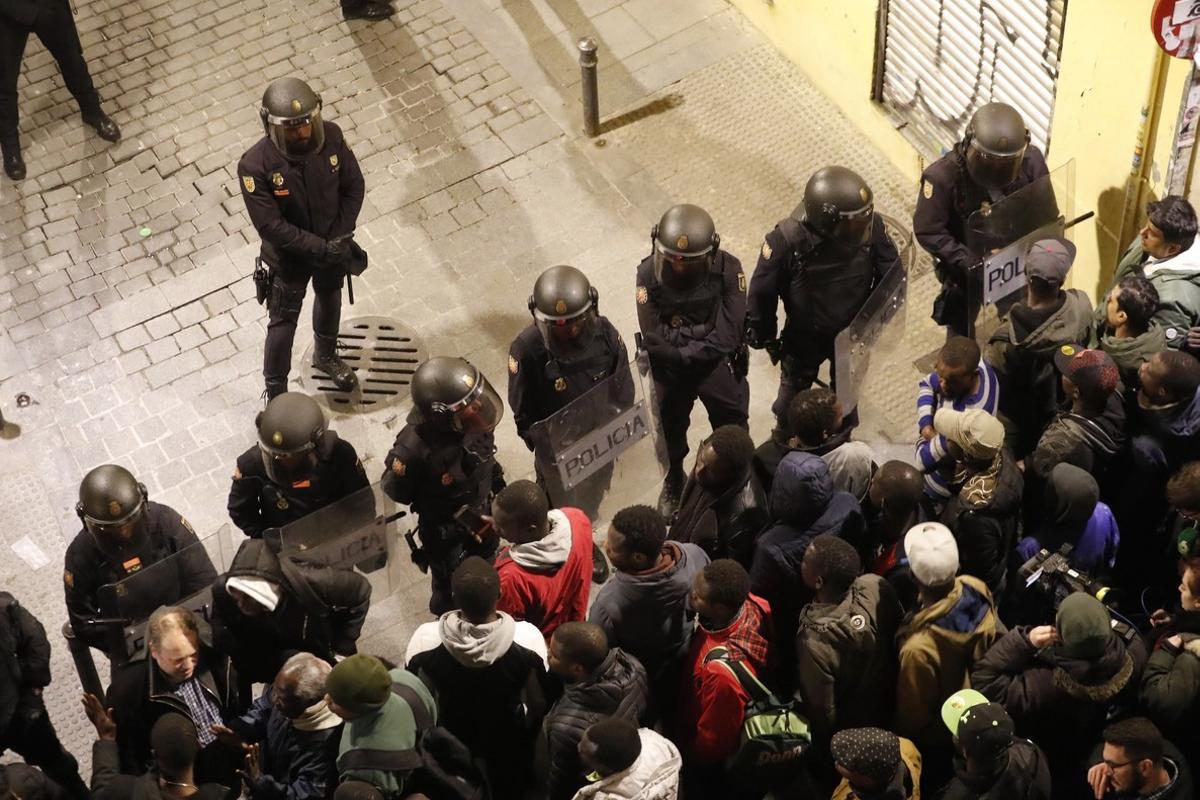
[263,381,288,402]
[656,463,685,520]
[342,1,394,20]
[312,353,358,391]
[81,112,121,142]
[2,145,24,181]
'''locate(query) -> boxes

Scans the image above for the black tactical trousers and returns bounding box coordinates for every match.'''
[0,700,90,800]
[655,361,749,467]
[422,522,498,615]
[263,271,343,387]
[0,0,100,146]
[771,332,837,423]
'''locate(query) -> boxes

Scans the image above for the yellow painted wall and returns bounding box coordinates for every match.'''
[731,0,1194,302]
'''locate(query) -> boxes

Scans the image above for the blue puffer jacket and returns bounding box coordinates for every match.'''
[229,686,342,800]
[749,453,864,671]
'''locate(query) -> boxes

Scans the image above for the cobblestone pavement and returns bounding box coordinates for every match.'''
[0,0,942,765]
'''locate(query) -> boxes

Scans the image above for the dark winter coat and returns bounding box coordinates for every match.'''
[1140,633,1200,777]
[0,592,50,736]
[971,626,1147,788]
[1026,387,1127,482]
[1131,386,1200,470]
[543,648,649,800]
[668,466,768,568]
[940,451,1023,593]
[794,574,902,743]
[940,736,1051,800]
[228,686,341,800]
[211,538,371,683]
[90,740,230,800]
[1,763,66,800]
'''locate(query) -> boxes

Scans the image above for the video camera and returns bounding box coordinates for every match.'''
[1018,544,1137,643]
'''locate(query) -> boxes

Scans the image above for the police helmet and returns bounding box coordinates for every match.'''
[260,77,326,161]
[77,464,149,554]
[256,392,329,485]
[651,204,719,291]
[797,166,874,247]
[411,357,504,434]
[529,265,600,357]
[962,102,1029,189]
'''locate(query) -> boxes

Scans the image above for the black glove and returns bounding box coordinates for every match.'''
[324,235,352,263]
[744,325,765,350]
[643,332,684,369]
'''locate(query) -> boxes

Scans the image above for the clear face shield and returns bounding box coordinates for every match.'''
[653,246,712,292]
[823,205,874,249]
[965,141,1025,190]
[536,307,599,359]
[449,375,505,434]
[259,442,319,485]
[85,501,149,559]
[267,108,326,161]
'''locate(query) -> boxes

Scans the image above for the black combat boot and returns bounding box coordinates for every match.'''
[657,462,685,519]
[312,335,357,391]
[263,380,287,402]
[2,140,24,181]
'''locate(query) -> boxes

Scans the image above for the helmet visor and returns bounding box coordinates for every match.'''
[259,445,319,485]
[653,249,710,292]
[536,309,599,358]
[827,208,873,248]
[268,109,326,160]
[965,143,1024,189]
[85,503,149,559]
[452,378,504,434]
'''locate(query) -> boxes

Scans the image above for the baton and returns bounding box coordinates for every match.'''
[1063,211,1094,231]
[347,274,354,305]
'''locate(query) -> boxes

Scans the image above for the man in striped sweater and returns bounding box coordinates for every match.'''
[916,336,1000,504]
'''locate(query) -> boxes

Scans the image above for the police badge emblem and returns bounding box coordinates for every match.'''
[761,241,772,260]
[272,431,284,446]
[242,176,255,193]
[462,373,475,389]
[554,378,567,392]
[676,234,689,250]
[271,172,284,187]
[636,286,648,305]
[277,497,289,510]
[330,154,339,168]
[922,181,933,200]
[508,356,518,374]
[109,500,122,517]
[441,473,454,486]
[555,299,567,314]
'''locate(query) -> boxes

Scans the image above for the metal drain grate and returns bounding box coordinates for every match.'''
[299,316,426,413]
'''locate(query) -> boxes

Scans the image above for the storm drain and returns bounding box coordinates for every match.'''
[300,316,426,413]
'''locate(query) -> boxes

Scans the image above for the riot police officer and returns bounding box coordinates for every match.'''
[913,101,1050,337]
[64,465,216,654]
[238,77,365,399]
[382,356,506,614]
[227,391,369,538]
[508,264,630,516]
[747,166,900,431]
[636,204,749,517]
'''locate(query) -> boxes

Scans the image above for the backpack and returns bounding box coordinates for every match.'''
[703,646,811,789]
[337,681,491,800]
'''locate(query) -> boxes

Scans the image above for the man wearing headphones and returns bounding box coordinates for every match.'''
[64,465,217,654]
[748,166,901,434]
[227,391,369,539]
[508,264,630,516]
[913,102,1050,338]
[382,356,507,614]
[636,203,749,518]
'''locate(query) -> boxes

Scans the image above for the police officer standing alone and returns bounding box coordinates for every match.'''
[747,166,900,433]
[64,465,216,655]
[382,356,506,614]
[239,77,365,400]
[637,204,750,517]
[913,102,1049,337]
[509,264,630,516]
[228,391,369,539]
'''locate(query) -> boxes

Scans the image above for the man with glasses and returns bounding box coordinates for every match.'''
[636,204,749,517]
[1087,717,1192,800]
[227,392,369,540]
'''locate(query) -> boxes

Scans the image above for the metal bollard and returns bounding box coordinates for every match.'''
[578,38,599,137]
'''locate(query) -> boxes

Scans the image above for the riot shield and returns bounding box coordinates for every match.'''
[96,529,231,662]
[832,214,913,419]
[264,483,405,601]
[965,162,1075,341]
[527,360,668,529]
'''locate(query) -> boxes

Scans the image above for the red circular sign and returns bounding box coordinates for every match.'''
[1154,0,1200,59]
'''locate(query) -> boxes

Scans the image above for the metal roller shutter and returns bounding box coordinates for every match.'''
[876,0,1068,160]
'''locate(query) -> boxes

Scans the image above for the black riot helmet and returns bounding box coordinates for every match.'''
[260,77,326,161]
[255,392,329,485]
[410,356,504,434]
[797,166,874,247]
[962,102,1030,190]
[652,204,720,292]
[529,265,600,358]
[77,464,150,557]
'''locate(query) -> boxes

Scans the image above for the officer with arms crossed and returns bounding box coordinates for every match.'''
[913,102,1050,338]
[239,77,365,399]
[382,357,507,614]
[636,204,749,518]
[228,392,369,540]
[64,465,216,654]
[748,166,900,433]
[509,264,630,518]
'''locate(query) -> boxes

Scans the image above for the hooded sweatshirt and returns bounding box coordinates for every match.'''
[496,507,594,639]
[588,542,709,683]
[1016,463,1120,574]
[1096,324,1168,388]
[570,728,682,800]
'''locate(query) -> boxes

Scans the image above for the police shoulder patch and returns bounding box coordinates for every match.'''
[761,240,772,260]
[737,272,746,292]
[508,355,519,375]
[242,175,255,193]
[922,180,933,200]
[391,460,407,477]
[554,377,567,392]
[180,516,195,534]
[232,466,242,479]
[64,569,74,588]
[440,472,454,486]
[636,286,648,305]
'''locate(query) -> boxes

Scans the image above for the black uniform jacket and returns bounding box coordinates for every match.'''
[63,503,216,650]
[507,317,629,449]
[211,538,371,683]
[227,435,369,539]
[635,249,746,375]
[381,419,502,525]
[913,145,1049,275]
[237,121,364,275]
[0,592,51,734]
